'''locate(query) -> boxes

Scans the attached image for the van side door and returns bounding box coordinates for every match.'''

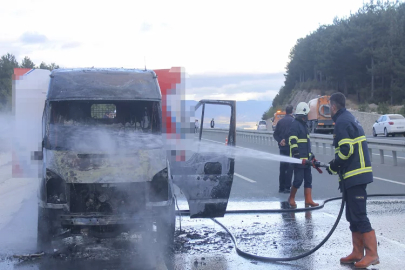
[170,100,236,218]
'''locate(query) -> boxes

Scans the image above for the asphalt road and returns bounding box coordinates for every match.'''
[199,131,405,203]
[0,131,404,270]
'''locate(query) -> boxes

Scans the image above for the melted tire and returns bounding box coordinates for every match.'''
[37,207,53,252]
[156,200,176,250]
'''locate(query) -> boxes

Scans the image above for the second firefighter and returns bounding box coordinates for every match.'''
[288,102,319,208]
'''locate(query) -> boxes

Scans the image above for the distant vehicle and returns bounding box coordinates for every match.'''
[373,114,405,137]
[271,111,286,131]
[257,120,267,130]
[307,95,334,134]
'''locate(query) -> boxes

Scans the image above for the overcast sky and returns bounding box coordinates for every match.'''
[1,0,366,101]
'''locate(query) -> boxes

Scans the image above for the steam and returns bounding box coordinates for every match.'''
[48,124,165,154]
[0,113,12,155]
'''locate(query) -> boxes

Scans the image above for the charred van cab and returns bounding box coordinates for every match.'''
[37,68,236,251]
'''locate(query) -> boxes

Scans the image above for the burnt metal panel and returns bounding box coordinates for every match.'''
[59,212,154,226]
[69,183,147,214]
[170,99,236,218]
[170,153,234,218]
[47,69,161,101]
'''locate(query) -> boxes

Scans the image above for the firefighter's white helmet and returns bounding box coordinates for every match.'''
[295,102,310,115]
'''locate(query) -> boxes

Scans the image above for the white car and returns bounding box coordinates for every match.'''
[373,114,405,137]
[257,120,267,131]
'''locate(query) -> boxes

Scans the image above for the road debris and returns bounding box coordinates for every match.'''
[13,252,45,261]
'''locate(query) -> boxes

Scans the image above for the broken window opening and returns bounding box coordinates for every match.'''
[46,100,162,151]
[49,100,160,131]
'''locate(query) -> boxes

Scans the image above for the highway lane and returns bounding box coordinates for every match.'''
[200,131,405,205]
[0,135,404,270]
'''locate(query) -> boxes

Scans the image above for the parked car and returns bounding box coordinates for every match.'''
[257,120,267,130]
[372,114,405,137]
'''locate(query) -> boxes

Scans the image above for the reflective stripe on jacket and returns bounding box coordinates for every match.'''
[332,108,373,189]
[288,118,311,162]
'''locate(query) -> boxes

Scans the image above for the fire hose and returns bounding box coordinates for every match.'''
[176,160,405,262]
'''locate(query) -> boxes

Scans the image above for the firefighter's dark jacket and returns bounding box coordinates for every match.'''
[273,114,294,151]
[288,118,311,167]
[330,108,373,190]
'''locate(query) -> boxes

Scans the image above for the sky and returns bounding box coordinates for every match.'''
[0,0,367,101]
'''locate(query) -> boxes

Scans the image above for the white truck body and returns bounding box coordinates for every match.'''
[12,69,50,178]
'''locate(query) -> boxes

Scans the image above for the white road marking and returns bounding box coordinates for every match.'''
[202,137,405,186]
[234,173,256,183]
[323,213,337,219]
[204,138,405,160]
[311,144,405,159]
[201,138,256,151]
[201,138,257,183]
[378,235,405,249]
[373,177,405,186]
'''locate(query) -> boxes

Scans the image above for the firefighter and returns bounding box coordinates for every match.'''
[273,104,294,193]
[326,92,379,268]
[288,102,319,208]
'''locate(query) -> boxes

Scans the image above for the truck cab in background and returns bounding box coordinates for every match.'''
[307,95,335,134]
[271,110,285,131]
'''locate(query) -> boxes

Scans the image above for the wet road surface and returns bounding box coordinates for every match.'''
[1,134,405,269]
[1,196,404,269]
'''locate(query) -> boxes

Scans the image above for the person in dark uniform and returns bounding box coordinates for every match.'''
[210,118,215,128]
[326,92,379,268]
[273,105,294,193]
[288,102,319,208]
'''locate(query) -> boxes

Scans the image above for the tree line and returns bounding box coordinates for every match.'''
[0,53,59,111]
[264,1,405,119]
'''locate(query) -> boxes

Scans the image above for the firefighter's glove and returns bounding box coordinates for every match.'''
[309,152,315,161]
[326,160,338,175]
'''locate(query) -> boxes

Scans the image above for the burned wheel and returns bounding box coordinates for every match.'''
[37,207,56,252]
[156,200,176,249]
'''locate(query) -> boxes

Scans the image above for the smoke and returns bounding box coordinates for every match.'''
[0,113,12,155]
[0,112,39,257]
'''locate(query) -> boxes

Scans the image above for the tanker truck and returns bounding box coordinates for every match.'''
[307,95,334,134]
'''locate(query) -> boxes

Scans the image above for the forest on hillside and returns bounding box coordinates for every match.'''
[0,54,59,111]
[264,1,405,119]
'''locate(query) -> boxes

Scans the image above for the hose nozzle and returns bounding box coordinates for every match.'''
[302,159,328,173]
[313,161,328,168]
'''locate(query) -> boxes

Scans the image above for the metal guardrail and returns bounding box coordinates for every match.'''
[204,128,405,166]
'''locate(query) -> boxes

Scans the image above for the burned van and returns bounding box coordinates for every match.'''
[37,68,236,251]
